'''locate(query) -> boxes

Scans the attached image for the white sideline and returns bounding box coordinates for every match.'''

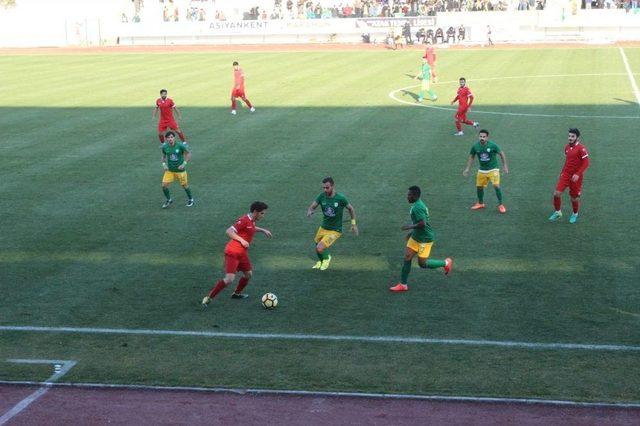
[619,48,640,108]
[1,325,640,352]
[0,359,76,425]
[0,380,639,410]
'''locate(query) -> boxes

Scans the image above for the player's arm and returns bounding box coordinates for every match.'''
[178,149,191,170]
[173,105,182,120]
[499,151,509,174]
[152,106,159,120]
[401,219,425,231]
[306,200,319,217]
[256,227,273,238]
[450,95,459,105]
[467,93,474,108]
[346,204,358,236]
[572,155,590,182]
[226,226,249,248]
[161,153,168,170]
[462,154,475,177]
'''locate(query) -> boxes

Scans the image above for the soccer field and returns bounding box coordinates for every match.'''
[1,46,639,404]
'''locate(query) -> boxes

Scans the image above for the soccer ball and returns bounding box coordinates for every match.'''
[261,293,278,309]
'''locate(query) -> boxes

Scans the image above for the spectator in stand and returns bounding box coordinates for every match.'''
[416,27,426,44]
[446,26,456,43]
[402,22,413,44]
[435,27,444,44]
[458,24,466,41]
[426,28,435,44]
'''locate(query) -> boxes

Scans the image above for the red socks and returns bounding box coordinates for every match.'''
[177,131,186,141]
[462,119,474,126]
[455,121,462,131]
[234,277,250,294]
[231,99,237,110]
[208,280,227,299]
[159,134,165,143]
[241,97,253,108]
[553,196,561,211]
[571,199,579,214]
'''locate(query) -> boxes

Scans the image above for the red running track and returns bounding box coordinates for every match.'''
[1,384,639,425]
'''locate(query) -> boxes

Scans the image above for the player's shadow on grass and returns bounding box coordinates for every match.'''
[401,89,420,102]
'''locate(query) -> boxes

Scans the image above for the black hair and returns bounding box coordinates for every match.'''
[459,77,466,81]
[568,128,580,138]
[250,201,268,212]
[479,129,489,136]
[322,176,334,186]
[408,185,421,197]
[160,89,167,94]
[233,61,239,66]
[165,131,175,137]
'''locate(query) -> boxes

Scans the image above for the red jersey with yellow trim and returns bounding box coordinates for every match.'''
[456,86,473,108]
[225,214,256,255]
[561,141,590,176]
[233,68,245,90]
[156,97,176,120]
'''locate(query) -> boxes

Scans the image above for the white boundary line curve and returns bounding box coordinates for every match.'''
[388,73,640,119]
[2,325,640,352]
[0,359,76,426]
[0,380,639,410]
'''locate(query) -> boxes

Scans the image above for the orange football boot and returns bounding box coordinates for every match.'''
[389,283,409,292]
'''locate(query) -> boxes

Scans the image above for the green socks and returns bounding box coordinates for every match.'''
[427,259,446,269]
[321,250,330,261]
[162,187,171,200]
[477,187,484,203]
[400,260,412,284]
[428,89,436,99]
[316,250,323,261]
[184,187,193,199]
[495,186,503,203]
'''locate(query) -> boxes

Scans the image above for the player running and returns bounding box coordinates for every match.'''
[424,46,437,83]
[231,61,255,115]
[549,128,590,224]
[202,201,272,305]
[306,177,358,271]
[451,77,478,136]
[463,129,509,213]
[161,132,194,208]
[390,186,452,292]
[153,89,186,143]
[414,57,437,103]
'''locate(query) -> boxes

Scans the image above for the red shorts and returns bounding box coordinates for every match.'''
[224,251,252,274]
[556,173,583,198]
[455,107,469,121]
[158,119,179,132]
[231,88,246,98]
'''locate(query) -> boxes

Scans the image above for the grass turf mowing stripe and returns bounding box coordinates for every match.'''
[2,325,639,352]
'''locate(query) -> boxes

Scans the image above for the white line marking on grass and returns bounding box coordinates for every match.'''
[1,325,640,352]
[0,359,76,425]
[389,73,640,119]
[619,48,640,108]
[0,381,639,410]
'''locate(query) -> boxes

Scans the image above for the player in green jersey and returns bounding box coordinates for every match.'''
[462,129,509,213]
[161,131,194,208]
[306,177,358,270]
[414,58,437,103]
[390,186,452,292]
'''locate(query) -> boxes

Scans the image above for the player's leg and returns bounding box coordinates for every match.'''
[550,176,569,221]
[158,124,167,143]
[415,242,452,274]
[568,178,583,223]
[430,64,437,83]
[454,111,464,135]
[170,124,186,142]
[161,172,174,208]
[178,173,194,206]
[230,93,238,114]
[316,230,341,270]
[202,255,239,305]
[472,172,487,209]
[491,171,505,213]
[390,245,417,291]
[312,228,325,268]
[240,96,254,110]
[232,268,252,299]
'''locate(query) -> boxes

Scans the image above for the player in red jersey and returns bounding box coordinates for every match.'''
[549,128,590,224]
[424,46,437,83]
[202,201,272,306]
[451,77,479,136]
[152,89,186,143]
[230,61,255,115]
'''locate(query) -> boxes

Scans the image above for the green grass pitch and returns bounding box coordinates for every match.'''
[0,47,639,403]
